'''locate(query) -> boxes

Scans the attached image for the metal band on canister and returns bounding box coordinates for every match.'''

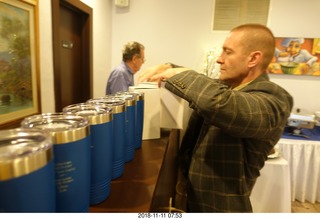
[0,129,53,181]
[21,113,90,144]
[87,97,126,114]
[63,103,113,125]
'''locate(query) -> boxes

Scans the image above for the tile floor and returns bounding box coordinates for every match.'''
[291,200,320,213]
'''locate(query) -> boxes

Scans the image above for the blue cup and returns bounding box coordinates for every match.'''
[21,113,91,212]
[130,91,144,149]
[87,97,126,179]
[0,128,55,212]
[115,92,137,162]
[63,103,113,205]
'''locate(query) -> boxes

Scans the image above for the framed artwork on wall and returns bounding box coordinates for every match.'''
[0,0,40,127]
[268,37,320,76]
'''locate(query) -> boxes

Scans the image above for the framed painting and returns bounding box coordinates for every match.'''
[268,37,320,76]
[0,0,40,127]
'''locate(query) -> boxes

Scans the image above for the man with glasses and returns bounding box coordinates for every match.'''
[106,41,145,94]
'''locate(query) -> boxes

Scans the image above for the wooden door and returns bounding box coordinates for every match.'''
[52,0,92,112]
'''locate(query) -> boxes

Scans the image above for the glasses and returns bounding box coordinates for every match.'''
[136,55,146,63]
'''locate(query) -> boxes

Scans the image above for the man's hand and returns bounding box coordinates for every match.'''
[149,67,190,87]
[138,63,172,83]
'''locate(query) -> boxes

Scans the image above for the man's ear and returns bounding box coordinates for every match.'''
[132,55,139,64]
[248,51,262,68]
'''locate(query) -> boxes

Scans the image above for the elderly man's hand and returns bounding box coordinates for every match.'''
[138,63,172,83]
[149,67,190,87]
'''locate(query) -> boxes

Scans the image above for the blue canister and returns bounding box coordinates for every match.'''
[63,103,113,205]
[0,128,55,212]
[115,92,137,162]
[130,91,144,149]
[21,113,91,212]
[87,97,126,179]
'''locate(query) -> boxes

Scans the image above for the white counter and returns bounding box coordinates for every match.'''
[130,83,192,140]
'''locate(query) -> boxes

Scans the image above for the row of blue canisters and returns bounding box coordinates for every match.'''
[0,91,144,213]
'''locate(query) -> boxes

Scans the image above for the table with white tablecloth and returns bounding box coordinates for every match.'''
[275,137,320,203]
[250,157,291,212]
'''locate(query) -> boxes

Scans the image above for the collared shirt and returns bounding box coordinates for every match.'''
[233,81,253,91]
[106,61,134,95]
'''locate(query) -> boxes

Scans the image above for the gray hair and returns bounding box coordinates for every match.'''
[122,41,145,62]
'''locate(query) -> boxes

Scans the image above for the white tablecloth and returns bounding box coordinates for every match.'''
[275,138,320,203]
[250,157,291,212]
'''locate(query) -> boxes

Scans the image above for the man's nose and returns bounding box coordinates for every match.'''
[216,56,223,64]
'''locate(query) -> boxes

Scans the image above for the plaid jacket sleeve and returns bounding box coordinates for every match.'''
[165,70,293,140]
[165,70,293,212]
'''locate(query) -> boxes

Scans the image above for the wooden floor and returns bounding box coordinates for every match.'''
[291,200,320,213]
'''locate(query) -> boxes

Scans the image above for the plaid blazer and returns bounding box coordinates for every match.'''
[165,70,293,212]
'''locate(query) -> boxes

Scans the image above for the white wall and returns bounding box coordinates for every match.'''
[38,0,320,114]
[267,0,320,114]
[110,0,320,114]
[111,0,219,73]
[38,0,55,113]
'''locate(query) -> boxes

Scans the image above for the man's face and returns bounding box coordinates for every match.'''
[216,31,250,88]
[133,49,145,73]
[286,41,301,56]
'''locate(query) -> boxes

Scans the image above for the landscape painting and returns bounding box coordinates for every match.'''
[0,0,39,126]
